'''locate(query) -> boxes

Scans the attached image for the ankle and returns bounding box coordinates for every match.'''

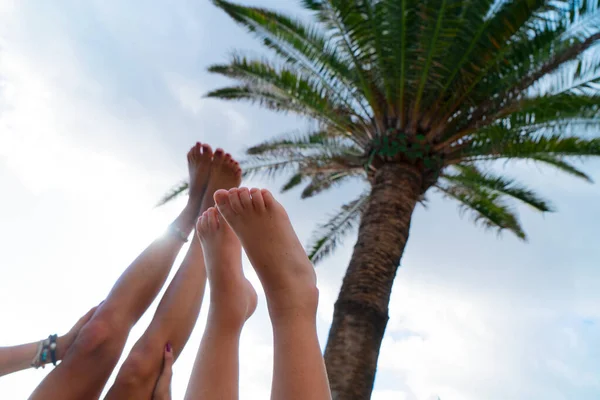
[173,203,201,233]
[184,199,202,218]
[206,307,246,334]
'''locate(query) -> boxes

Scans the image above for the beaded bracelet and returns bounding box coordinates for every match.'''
[49,334,58,366]
[31,334,58,369]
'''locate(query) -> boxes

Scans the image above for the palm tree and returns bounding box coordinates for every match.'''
[162,0,600,398]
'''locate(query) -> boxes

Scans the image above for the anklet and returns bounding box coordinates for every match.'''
[168,224,189,242]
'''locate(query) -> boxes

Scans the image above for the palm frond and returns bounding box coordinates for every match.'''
[434,2,600,133]
[455,35,600,134]
[443,165,554,211]
[307,192,369,264]
[242,144,362,181]
[440,93,600,150]
[212,0,372,120]
[503,93,600,127]
[156,180,189,207]
[469,18,570,103]
[411,0,459,120]
[242,129,365,186]
[301,170,364,199]
[545,50,600,95]
[430,0,495,112]
[281,173,306,192]
[436,182,526,240]
[247,129,364,157]
[205,84,314,115]
[384,0,419,118]
[207,56,358,134]
[526,154,593,182]
[434,0,551,119]
[241,155,306,180]
[508,32,600,99]
[460,131,600,161]
[299,0,386,125]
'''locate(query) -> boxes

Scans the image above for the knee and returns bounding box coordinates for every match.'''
[72,317,124,357]
[115,343,161,388]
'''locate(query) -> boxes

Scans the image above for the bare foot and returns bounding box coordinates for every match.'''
[199,149,242,212]
[196,207,257,329]
[214,188,318,320]
[187,143,213,209]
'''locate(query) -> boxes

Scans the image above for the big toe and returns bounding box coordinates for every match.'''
[200,143,213,162]
[213,149,225,165]
[187,142,200,161]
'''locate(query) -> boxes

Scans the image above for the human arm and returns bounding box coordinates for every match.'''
[0,305,98,377]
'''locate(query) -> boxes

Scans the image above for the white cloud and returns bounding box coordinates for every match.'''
[165,72,250,143]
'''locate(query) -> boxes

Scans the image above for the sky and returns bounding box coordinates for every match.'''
[1,1,600,399]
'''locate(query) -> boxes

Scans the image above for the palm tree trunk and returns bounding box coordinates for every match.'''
[324,163,422,400]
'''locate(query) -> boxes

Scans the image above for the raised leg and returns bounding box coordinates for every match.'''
[215,188,331,400]
[29,143,212,400]
[184,207,257,400]
[105,149,242,399]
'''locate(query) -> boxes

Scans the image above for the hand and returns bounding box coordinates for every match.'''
[152,344,174,400]
[56,304,99,360]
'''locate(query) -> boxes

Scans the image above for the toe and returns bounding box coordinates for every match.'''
[213,149,225,164]
[202,211,210,230]
[194,143,202,159]
[261,189,276,209]
[238,187,252,209]
[214,189,236,219]
[207,208,219,230]
[201,144,213,160]
[188,143,198,162]
[250,188,265,212]
[228,188,244,213]
[197,212,209,235]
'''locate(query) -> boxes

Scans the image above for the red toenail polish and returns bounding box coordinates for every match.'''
[166,343,172,352]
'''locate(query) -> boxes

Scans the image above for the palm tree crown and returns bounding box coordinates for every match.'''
[164,0,600,263]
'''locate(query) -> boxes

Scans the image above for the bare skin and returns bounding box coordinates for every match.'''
[0,305,97,377]
[152,345,174,400]
[29,143,212,400]
[214,187,331,400]
[105,148,242,399]
[184,207,257,400]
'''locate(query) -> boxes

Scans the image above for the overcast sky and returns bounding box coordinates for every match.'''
[1,1,600,399]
